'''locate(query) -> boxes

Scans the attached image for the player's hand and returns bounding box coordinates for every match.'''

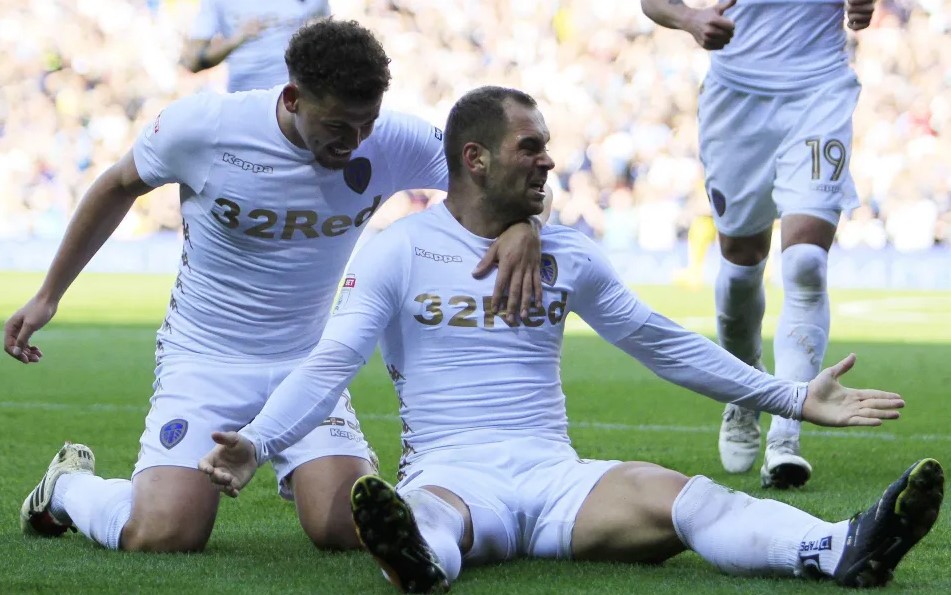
[685,0,737,50]
[3,296,55,364]
[473,220,542,324]
[198,431,258,498]
[237,16,274,44]
[846,0,875,31]
[801,354,904,427]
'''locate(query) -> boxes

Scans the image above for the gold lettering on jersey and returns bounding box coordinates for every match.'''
[413,293,443,325]
[211,194,383,239]
[415,291,568,328]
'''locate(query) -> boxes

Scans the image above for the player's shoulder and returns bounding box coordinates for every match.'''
[369,109,443,145]
[541,224,599,252]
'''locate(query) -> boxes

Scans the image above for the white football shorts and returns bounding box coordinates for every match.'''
[133,352,372,500]
[698,71,861,237]
[396,435,620,562]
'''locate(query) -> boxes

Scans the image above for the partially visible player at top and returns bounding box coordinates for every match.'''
[181,0,331,92]
[641,0,877,488]
[198,85,942,592]
[9,20,544,554]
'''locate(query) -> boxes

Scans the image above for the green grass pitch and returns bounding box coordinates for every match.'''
[0,271,948,594]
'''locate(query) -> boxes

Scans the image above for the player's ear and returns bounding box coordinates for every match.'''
[281,83,301,114]
[463,142,489,176]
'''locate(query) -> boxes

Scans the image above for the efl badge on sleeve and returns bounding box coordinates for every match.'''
[540,253,558,286]
[333,275,356,313]
[159,419,188,449]
[343,157,372,194]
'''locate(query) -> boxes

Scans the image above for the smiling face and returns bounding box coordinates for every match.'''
[283,84,382,170]
[480,100,555,219]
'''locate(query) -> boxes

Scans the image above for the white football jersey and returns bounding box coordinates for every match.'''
[190,0,331,92]
[709,1,850,94]
[321,203,651,458]
[132,85,448,358]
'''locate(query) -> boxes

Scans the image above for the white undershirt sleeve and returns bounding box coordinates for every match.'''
[239,225,411,464]
[240,339,365,464]
[612,311,807,420]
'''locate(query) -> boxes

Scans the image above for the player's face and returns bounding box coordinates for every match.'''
[484,102,554,219]
[290,87,383,170]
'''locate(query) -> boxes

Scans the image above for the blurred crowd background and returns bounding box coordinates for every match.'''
[1,0,950,257]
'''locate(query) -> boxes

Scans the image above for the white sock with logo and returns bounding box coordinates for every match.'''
[671,475,845,577]
[51,474,132,550]
[402,489,464,581]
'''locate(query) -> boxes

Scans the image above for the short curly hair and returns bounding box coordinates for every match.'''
[285,19,391,102]
[444,86,538,178]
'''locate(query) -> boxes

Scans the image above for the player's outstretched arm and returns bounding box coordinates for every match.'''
[198,431,258,498]
[180,17,272,73]
[641,0,737,50]
[801,353,904,427]
[3,151,151,364]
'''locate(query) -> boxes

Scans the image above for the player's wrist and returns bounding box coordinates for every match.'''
[238,426,267,466]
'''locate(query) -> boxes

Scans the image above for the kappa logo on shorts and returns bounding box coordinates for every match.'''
[344,157,372,194]
[709,187,727,217]
[541,253,558,286]
[159,419,188,449]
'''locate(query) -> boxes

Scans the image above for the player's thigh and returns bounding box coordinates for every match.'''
[271,390,377,548]
[126,355,266,551]
[774,73,861,228]
[398,460,517,564]
[123,466,220,552]
[698,78,781,239]
[571,461,689,563]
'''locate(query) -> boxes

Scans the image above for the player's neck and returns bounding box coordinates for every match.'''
[444,194,515,239]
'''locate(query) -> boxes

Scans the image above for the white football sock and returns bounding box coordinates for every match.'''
[672,475,842,577]
[799,519,849,577]
[770,244,830,441]
[715,256,767,367]
[52,474,132,550]
[403,489,465,581]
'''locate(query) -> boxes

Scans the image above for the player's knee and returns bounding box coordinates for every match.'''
[781,244,828,293]
[300,513,361,550]
[120,516,212,553]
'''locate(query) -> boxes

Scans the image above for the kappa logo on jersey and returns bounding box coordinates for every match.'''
[540,253,558,286]
[414,247,463,263]
[222,152,273,174]
[159,419,188,449]
[344,157,372,194]
[152,112,162,135]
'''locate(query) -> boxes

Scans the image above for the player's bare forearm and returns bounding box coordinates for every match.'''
[641,0,694,31]
[642,0,737,50]
[36,151,151,304]
[181,36,239,72]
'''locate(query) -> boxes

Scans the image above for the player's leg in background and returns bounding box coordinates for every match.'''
[761,213,837,489]
[765,71,862,488]
[698,78,782,475]
[570,458,944,586]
